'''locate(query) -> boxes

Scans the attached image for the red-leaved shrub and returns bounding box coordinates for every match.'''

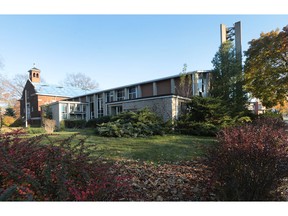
[207,118,288,201]
[0,130,131,201]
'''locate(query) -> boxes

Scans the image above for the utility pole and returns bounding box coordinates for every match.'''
[25,89,28,128]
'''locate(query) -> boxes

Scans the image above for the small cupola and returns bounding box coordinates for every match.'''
[28,63,41,83]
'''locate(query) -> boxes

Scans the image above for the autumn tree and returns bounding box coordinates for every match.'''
[244,25,288,108]
[210,40,247,116]
[62,72,99,90]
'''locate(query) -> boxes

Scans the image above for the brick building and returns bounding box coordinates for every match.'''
[20,67,88,126]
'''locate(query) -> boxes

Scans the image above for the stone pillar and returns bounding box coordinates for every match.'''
[67,103,71,119]
[124,88,128,100]
[113,90,116,101]
[86,96,90,121]
[137,85,142,98]
[94,94,98,118]
[193,73,199,96]
[102,92,107,116]
[153,82,157,96]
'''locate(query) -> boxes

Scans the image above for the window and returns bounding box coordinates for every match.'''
[128,87,137,99]
[61,104,68,119]
[98,94,104,117]
[111,105,123,116]
[197,74,205,96]
[116,89,125,101]
[70,104,75,112]
[106,91,114,102]
[89,96,94,119]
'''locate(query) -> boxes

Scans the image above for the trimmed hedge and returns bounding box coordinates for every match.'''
[86,116,112,128]
[64,120,86,129]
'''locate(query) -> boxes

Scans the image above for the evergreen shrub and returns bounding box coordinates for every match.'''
[96,108,164,137]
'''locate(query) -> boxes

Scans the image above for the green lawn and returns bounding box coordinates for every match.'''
[40,129,217,163]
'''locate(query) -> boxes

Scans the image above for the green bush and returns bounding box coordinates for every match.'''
[64,120,86,129]
[176,121,218,136]
[96,108,164,137]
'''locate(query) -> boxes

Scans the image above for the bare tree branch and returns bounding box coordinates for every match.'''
[62,72,99,90]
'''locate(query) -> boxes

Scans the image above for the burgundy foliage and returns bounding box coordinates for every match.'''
[207,118,288,201]
[0,130,130,201]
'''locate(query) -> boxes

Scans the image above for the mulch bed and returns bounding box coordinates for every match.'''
[114,159,215,201]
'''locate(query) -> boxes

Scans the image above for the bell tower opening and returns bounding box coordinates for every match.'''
[28,64,41,83]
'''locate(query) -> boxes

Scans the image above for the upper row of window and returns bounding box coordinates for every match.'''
[90,86,138,103]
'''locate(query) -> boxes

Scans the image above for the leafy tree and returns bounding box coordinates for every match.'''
[211,40,247,116]
[244,25,288,108]
[62,72,99,90]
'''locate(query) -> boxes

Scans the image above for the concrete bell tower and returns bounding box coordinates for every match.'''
[220,21,242,63]
[28,63,41,83]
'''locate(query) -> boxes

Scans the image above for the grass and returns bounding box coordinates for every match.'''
[37,129,217,163]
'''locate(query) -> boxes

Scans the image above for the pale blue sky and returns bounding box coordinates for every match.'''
[0,15,287,90]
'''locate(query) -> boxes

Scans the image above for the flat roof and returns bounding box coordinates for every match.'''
[66,70,211,100]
